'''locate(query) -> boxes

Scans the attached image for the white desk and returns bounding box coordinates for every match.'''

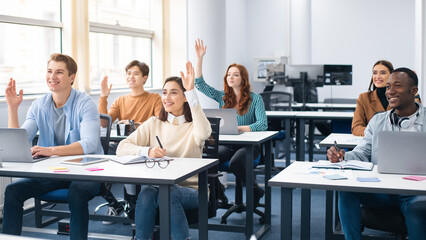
[269,162,426,240]
[0,155,218,240]
[216,131,278,240]
[265,111,299,166]
[319,133,363,149]
[294,111,354,162]
[265,111,354,164]
[291,103,357,111]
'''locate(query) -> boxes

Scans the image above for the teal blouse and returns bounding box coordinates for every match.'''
[195,76,268,132]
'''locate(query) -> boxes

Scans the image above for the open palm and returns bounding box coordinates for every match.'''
[195,39,207,59]
[5,78,23,109]
[181,62,195,91]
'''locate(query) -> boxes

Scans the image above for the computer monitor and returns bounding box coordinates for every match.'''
[253,57,280,82]
[323,65,352,85]
[284,65,324,104]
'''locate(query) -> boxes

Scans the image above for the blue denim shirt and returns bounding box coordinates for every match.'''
[22,88,104,154]
[345,102,426,164]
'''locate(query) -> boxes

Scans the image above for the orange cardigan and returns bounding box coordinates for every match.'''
[351,90,390,136]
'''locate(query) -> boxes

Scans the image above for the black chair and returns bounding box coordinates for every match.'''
[260,91,292,111]
[34,114,133,228]
[361,207,407,239]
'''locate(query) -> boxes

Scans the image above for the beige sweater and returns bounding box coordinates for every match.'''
[116,103,212,189]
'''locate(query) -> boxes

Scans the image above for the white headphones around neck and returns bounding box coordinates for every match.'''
[389,106,421,129]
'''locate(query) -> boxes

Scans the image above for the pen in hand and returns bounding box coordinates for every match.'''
[334,140,342,162]
[156,136,163,149]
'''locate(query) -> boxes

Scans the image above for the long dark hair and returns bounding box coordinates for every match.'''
[368,60,394,92]
[158,76,193,122]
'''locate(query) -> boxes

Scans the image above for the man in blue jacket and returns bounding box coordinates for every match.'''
[327,67,426,240]
[2,53,104,240]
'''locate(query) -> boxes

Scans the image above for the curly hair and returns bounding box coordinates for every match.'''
[222,63,252,115]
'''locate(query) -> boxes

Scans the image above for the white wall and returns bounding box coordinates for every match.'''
[246,0,291,93]
[311,0,416,101]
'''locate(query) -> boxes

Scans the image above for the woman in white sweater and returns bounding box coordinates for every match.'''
[116,62,211,240]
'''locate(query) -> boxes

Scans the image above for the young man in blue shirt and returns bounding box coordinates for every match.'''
[327,68,426,240]
[2,53,104,240]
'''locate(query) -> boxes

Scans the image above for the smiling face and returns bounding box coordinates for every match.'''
[126,65,148,89]
[46,61,74,93]
[385,72,417,110]
[162,81,187,116]
[226,67,242,89]
[372,64,391,88]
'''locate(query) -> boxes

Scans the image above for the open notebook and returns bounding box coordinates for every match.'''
[313,160,373,171]
[110,155,173,165]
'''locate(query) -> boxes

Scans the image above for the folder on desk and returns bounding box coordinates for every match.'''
[313,160,373,171]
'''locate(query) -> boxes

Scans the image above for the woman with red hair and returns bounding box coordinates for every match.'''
[194,39,268,206]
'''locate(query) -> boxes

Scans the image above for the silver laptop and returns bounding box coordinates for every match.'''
[0,128,49,163]
[378,131,426,175]
[203,109,241,135]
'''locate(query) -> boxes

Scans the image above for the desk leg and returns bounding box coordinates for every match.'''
[282,188,293,240]
[198,170,208,240]
[246,145,254,239]
[159,185,171,240]
[296,118,306,161]
[301,189,311,240]
[325,190,333,240]
[309,119,314,162]
[285,118,291,166]
[264,140,272,226]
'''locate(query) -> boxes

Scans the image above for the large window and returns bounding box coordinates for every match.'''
[89,0,154,91]
[0,0,160,97]
[0,0,62,95]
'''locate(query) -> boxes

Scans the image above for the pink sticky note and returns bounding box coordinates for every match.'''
[85,167,104,171]
[54,169,70,172]
[403,175,426,181]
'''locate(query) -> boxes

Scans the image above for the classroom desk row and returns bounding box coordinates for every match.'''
[266,111,354,166]
[20,131,278,240]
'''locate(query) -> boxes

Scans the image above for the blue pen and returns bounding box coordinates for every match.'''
[156,136,163,149]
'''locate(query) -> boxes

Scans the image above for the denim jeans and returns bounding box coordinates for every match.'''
[338,191,426,240]
[2,178,100,240]
[135,185,198,240]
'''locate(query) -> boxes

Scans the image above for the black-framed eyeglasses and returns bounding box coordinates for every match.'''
[145,158,173,169]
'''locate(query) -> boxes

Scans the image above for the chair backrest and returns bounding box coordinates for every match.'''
[260,91,293,111]
[100,114,112,155]
[202,117,220,159]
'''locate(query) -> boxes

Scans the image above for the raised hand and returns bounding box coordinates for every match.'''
[195,39,207,59]
[5,78,23,109]
[180,61,195,91]
[100,76,112,97]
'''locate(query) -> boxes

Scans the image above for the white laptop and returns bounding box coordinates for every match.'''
[0,128,49,163]
[377,131,426,175]
[203,109,241,135]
